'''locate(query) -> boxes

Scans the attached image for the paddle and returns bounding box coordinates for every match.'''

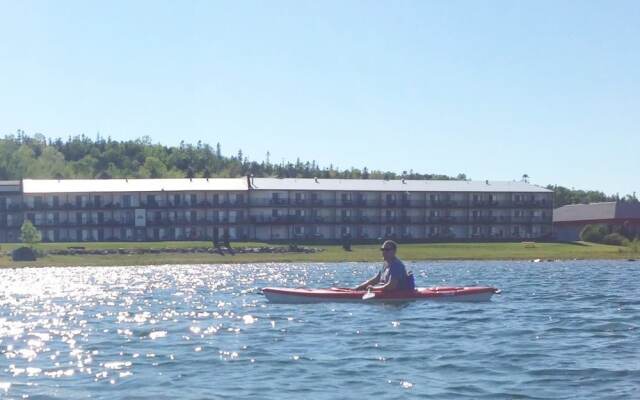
[362,289,376,300]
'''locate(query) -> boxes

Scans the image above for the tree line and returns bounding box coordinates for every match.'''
[0,131,464,182]
[0,131,636,207]
[546,185,638,207]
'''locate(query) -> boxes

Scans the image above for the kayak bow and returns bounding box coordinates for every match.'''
[262,286,500,304]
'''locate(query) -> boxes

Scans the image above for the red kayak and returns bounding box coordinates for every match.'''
[262,286,500,303]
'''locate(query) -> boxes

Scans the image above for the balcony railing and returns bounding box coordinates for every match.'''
[512,200,549,208]
[426,216,459,224]
[471,201,500,207]
[470,216,498,224]
[429,200,459,208]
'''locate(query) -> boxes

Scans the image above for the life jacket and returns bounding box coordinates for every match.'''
[405,271,416,291]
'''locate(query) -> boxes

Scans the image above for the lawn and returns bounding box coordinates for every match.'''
[0,241,636,268]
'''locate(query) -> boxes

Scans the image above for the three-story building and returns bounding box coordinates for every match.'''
[0,177,553,242]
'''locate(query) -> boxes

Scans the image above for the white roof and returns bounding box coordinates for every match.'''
[21,177,552,194]
[0,181,21,192]
[251,178,552,193]
[22,178,248,194]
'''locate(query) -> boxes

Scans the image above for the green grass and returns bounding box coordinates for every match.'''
[0,240,636,268]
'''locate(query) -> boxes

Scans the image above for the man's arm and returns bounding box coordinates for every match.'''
[371,262,402,291]
[353,271,381,290]
[371,275,399,291]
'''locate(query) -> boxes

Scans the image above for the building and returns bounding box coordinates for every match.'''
[19,178,248,242]
[553,202,640,241]
[0,181,22,242]
[0,177,554,243]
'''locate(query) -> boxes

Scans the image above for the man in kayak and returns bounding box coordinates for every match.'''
[353,240,415,291]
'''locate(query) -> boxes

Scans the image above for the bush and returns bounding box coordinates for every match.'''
[602,233,629,246]
[580,224,608,243]
[12,246,37,261]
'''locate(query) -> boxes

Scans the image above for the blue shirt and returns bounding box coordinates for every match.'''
[379,258,413,290]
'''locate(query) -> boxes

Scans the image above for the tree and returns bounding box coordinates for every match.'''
[140,156,168,178]
[579,224,608,243]
[20,220,42,247]
[548,185,614,207]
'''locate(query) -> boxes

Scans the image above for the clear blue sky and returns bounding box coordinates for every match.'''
[1,1,638,196]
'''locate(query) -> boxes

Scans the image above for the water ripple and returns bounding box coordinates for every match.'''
[1,261,639,399]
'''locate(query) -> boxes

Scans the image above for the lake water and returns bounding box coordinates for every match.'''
[1,260,639,399]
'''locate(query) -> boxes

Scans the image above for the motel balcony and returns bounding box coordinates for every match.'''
[426,216,459,224]
[428,200,459,208]
[471,200,500,207]
[512,200,549,208]
[470,216,499,224]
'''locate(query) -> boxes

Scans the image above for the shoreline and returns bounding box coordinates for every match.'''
[0,241,636,268]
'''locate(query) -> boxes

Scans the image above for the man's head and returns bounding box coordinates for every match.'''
[380,240,398,260]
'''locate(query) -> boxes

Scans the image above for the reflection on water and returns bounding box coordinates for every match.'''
[1,261,639,399]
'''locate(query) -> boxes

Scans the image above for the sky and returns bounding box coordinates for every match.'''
[0,1,638,196]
